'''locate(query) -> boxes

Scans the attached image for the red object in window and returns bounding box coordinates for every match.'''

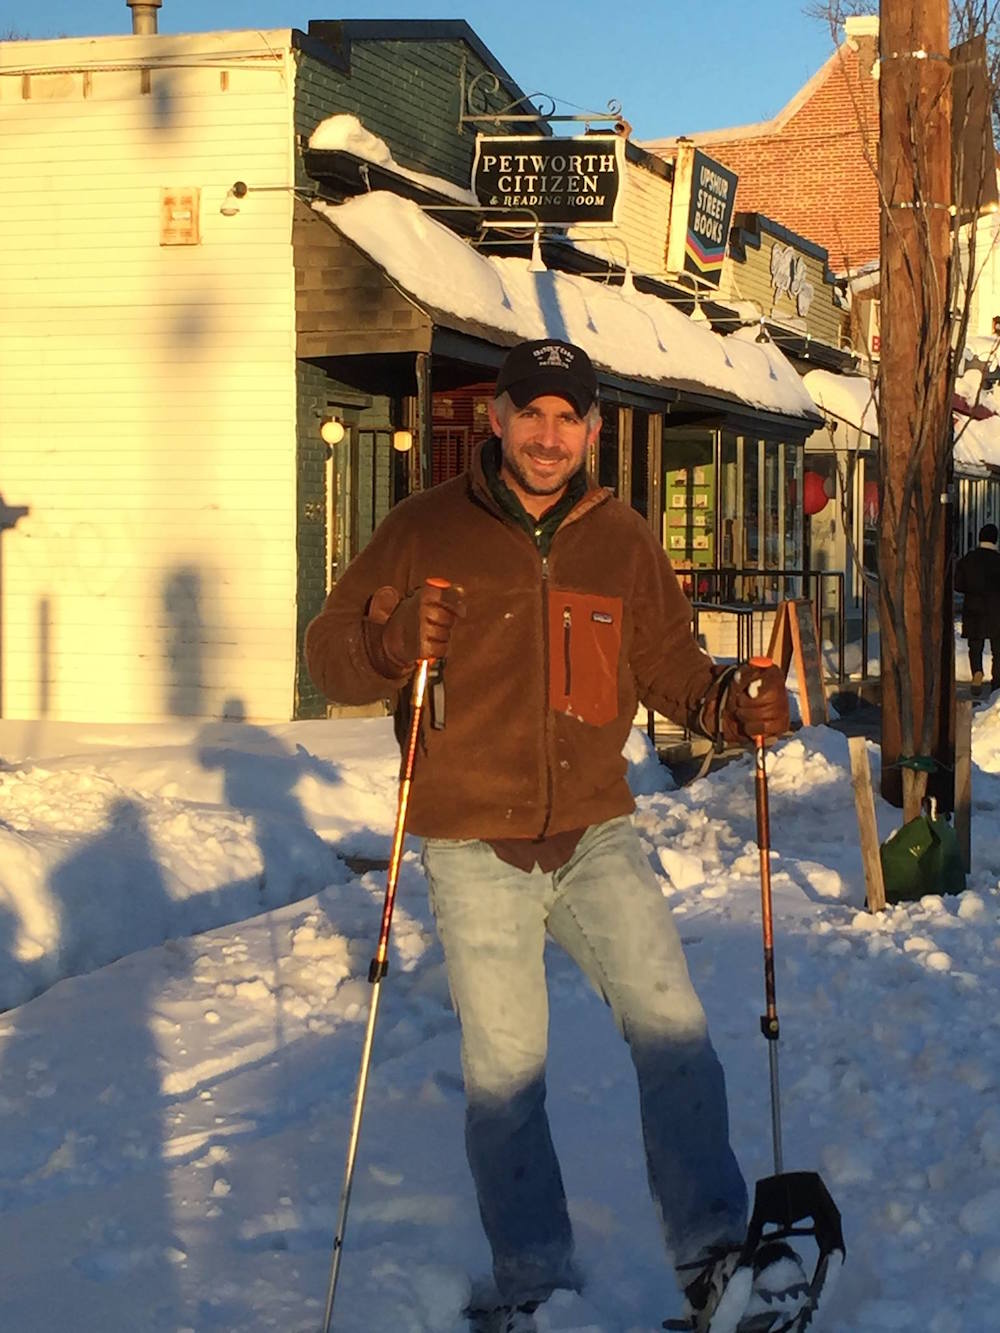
[863,480,880,524]
[803,470,831,515]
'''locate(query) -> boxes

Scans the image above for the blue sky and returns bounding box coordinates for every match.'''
[1,1,843,138]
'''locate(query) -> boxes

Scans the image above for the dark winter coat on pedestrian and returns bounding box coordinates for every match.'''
[955,542,1000,639]
[305,439,718,842]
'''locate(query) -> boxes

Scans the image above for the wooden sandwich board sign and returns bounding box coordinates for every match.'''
[766,599,829,727]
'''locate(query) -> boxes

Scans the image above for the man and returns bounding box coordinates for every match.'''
[306,340,797,1333]
[955,522,1000,698]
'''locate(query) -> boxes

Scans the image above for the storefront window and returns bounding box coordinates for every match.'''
[764,440,781,570]
[718,432,739,569]
[663,429,715,596]
[742,437,760,567]
[784,442,803,591]
[599,405,619,491]
[431,383,492,487]
[631,411,650,518]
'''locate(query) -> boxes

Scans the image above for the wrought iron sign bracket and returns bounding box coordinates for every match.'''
[458,56,624,131]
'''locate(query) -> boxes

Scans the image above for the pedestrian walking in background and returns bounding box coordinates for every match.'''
[306,339,799,1333]
[955,522,1000,697]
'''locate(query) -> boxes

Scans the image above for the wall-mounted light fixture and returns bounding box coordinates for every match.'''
[220,181,248,216]
[320,417,346,447]
[220,179,316,217]
[392,429,414,452]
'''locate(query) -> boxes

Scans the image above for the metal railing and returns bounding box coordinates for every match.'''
[645,568,879,750]
[681,567,878,684]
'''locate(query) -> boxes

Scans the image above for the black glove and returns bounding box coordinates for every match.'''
[369,581,466,676]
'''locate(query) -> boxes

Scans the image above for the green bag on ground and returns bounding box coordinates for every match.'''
[879,814,967,903]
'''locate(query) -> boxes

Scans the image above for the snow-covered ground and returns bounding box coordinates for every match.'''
[0,685,999,1332]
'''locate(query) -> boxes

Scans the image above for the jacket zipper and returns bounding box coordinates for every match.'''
[540,551,554,839]
[562,606,572,697]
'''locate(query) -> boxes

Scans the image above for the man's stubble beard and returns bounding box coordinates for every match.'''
[502,450,584,497]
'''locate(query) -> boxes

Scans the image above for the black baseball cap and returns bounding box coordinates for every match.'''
[495,339,598,417]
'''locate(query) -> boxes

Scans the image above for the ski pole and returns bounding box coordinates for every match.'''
[748,654,784,1177]
[320,579,447,1333]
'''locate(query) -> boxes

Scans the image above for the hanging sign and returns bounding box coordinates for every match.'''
[666,145,739,287]
[472,134,624,226]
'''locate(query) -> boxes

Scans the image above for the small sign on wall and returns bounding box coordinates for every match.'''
[160,187,201,245]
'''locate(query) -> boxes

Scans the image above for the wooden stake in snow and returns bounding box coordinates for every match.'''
[848,735,886,913]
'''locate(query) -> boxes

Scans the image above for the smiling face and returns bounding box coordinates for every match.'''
[489,393,600,518]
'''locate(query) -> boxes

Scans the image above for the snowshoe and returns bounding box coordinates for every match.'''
[665,1169,843,1333]
[667,1240,808,1333]
[737,1172,844,1331]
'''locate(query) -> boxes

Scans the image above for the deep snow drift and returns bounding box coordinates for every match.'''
[0,695,999,1331]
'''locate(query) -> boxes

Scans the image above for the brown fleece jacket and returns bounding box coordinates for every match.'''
[305,441,718,840]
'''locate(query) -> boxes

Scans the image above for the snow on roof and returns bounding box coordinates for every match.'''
[806,366,1000,475]
[954,417,996,475]
[308,115,477,205]
[803,368,879,436]
[312,192,820,421]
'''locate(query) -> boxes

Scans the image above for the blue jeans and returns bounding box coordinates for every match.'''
[422,815,747,1305]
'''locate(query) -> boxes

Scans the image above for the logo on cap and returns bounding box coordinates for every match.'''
[532,343,576,370]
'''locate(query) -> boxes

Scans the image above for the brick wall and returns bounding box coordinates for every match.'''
[682,37,881,272]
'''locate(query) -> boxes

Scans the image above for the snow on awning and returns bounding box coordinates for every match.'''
[954,368,1000,474]
[804,366,1000,476]
[803,368,878,436]
[955,416,1000,475]
[311,192,821,424]
[308,114,477,204]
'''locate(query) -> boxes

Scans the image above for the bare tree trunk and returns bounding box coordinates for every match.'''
[878,0,956,820]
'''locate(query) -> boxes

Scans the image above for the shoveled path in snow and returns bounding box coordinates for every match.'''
[0,709,998,1330]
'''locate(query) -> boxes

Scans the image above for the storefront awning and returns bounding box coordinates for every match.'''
[804,367,1000,477]
[311,192,822,428]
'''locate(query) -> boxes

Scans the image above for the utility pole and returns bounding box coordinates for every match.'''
[877,0,955,819]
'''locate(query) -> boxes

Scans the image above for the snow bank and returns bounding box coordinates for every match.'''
[0,692,998,1330]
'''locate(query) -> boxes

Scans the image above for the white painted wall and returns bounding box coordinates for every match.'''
[0,30,299,722]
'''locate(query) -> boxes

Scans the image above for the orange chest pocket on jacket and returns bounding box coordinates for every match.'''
[547,589,624,727]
